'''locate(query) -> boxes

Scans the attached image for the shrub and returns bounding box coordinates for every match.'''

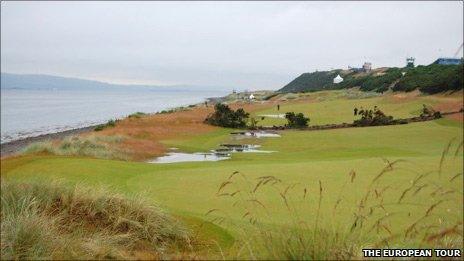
[285,112,309,128]
[204,103,250,128]
[94,119,117,131]
[359,68,402,92]
[263,93,280,100]
[248,117,260,129]
[128,112,147,119]
[393,64,463,94]
[1,180,190,260]
[279,70,340,92]
[353,107,395,126]
[420,104,442,119]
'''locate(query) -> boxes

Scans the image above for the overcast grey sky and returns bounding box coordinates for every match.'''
[1,1,463,90]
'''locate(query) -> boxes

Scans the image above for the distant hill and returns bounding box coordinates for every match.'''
[1,73,113,90]
[278,63,463,94]
[0,73,227,92]
[278,70,340,93]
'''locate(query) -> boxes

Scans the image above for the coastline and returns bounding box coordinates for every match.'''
[0,93,230,158]
[0,125,98,157]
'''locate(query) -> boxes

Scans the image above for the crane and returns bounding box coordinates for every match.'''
[453,43,463,58]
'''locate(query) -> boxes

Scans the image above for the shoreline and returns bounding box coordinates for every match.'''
[0,94,229,158]
[1,125,98,157]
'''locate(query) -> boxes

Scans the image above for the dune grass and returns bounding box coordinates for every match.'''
[0,179,191,260]
[21,135,131,161]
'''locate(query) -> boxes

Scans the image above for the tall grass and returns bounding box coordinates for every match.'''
[207,140,464,260]
[1,179,191,260]
[22,135,131,160]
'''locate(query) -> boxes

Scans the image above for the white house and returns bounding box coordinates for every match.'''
[333,74,344,84]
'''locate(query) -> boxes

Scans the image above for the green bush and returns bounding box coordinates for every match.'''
[94,119,117,131]
[128,112,147,119]
[279,70,340,93]
[360,68,402,92]
[393,64,463,94]
[285,112,309,128]
[263,92,280,100]
[280,63,462,94]
[353,107,394,126]
[204,103,249,128]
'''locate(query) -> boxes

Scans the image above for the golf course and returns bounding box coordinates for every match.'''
[2,89,463,259]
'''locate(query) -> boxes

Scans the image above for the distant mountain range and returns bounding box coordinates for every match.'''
[0,73,227,92]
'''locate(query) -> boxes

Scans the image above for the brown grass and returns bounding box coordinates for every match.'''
[86,102,276,161]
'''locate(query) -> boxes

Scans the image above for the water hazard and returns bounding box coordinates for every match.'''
[149,131,280,164]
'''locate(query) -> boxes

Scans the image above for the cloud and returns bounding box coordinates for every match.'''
[1,1,462,89]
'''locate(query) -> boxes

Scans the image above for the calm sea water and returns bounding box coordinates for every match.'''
[1,88,227,143]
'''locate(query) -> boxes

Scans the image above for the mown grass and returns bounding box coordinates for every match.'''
[0,179,191,260]
[3,120,462,235]
[2,91,462,259]
[208,145,463,259]
[253,90,460,127]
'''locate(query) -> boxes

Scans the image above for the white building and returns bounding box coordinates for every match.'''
[249,94,255,100]
[333,74,344,84]
[363,62,372,72]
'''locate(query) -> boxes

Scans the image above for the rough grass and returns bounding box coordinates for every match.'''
[21,135,131,161]
[0,179,191,260]
[208,143,463,259]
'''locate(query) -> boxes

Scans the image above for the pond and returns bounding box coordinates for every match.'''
[149,144,275,164]
[148,152,230,164]
[216,144,275,153]
[231,131,281,138]
[258,114,286,119]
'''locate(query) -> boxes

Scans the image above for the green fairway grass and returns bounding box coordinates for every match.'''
[2,92,463,258]
[253,90,452,126]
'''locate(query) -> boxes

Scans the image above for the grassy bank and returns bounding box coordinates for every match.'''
[1,179,191,260]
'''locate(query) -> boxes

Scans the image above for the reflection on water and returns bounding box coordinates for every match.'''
[217,144,275,153]
[231,131,281,139]
[258,114,286,118]
[148,152,230,164]
[149,144,276,164]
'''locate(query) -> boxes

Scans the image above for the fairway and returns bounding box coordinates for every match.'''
[3,119,462,237]
[2,91,463,258]
[253,90,462,126]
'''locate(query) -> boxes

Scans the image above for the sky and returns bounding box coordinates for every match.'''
[1,1,463,90]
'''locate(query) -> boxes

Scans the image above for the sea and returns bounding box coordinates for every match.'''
[1,88,228,143]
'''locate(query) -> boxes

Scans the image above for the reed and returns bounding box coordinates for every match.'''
[207,139,463,259]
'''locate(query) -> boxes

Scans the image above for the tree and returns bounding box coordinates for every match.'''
[285,112,309,128]
[204,103,250,128]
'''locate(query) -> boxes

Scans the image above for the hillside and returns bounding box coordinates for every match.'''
[0,73,113,90]
[0,73,225,92]
[278,70,341,92]
[279,63,463,94]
